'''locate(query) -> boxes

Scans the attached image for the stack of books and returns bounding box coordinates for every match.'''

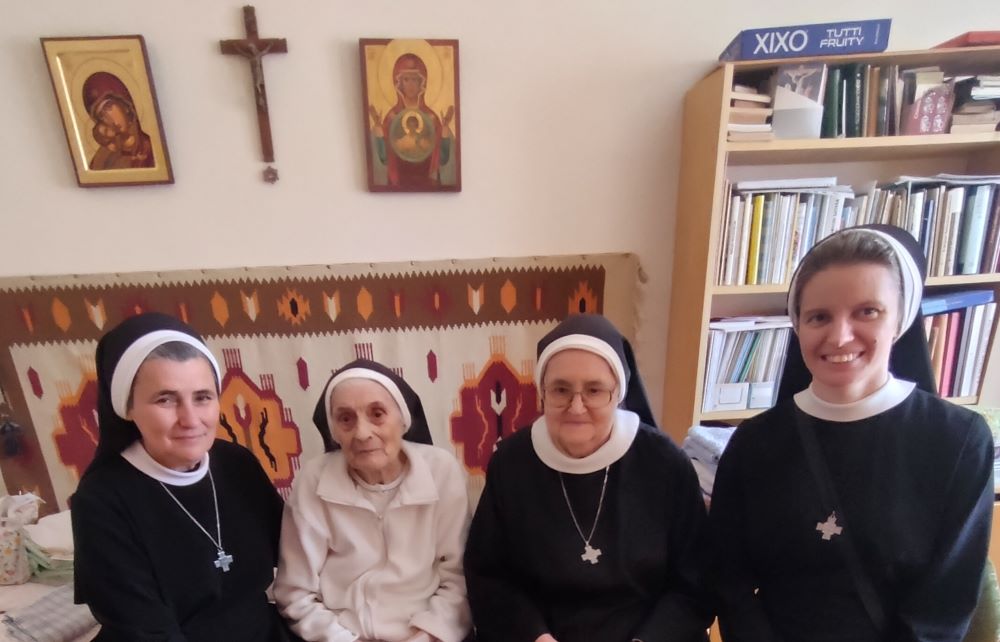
[728,84,773,141]
[702,316,792,413]
[950,95,1000,134]
[922,290,997,398]
[970,75,1000,100]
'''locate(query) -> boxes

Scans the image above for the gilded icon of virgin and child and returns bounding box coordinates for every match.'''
[81,71,156,171]
[360,39,461,191]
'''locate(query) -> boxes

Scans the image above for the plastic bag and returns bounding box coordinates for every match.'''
[0,493,42,585]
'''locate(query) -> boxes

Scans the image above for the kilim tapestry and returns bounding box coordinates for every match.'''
[0,254,638,511]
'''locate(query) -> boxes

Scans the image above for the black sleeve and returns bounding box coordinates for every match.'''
[894,413,994,641]
[72,482,187,642]
[463,449,549,642]
[633,445,714,642]
[707,426,783,642]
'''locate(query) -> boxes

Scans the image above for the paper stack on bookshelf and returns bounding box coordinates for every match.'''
[702,316,791,413]
[728,84,773,141]
[922,290,997,398]
[716,177,855,285]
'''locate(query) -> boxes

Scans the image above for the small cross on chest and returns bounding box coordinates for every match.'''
[214,550,234,572]
[816,511,843,541]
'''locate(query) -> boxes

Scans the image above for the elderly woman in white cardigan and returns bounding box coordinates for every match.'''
[274,359,471,642]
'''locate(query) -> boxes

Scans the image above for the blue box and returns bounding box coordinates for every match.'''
[720,19,892,62]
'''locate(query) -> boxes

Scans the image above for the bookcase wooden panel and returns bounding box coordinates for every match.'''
[662,47,1000,443]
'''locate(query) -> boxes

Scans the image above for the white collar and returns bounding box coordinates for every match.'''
[530,408,639,474]
[793,375,916,422]
[316,441,439,507]
[121,441,210,486]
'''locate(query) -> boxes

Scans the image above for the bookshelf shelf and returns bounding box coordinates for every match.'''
[662,46,1000,444]
[727,133,1000,166]
[711,273,1000,295]
[927,273,1000,287]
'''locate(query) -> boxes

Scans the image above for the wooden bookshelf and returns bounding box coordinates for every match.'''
[662,47,1000,443]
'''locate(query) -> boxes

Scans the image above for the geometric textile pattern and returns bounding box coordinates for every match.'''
[218,349,302,499]
[0,254,638,511]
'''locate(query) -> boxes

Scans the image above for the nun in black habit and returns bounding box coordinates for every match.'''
[708,225,994,641]
[464,314,713,642]
[71,312,295,641]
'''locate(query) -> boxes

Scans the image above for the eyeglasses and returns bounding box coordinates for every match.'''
[542,385,616,409]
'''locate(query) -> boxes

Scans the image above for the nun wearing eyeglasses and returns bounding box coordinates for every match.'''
[71,313,295,641]
[708,226,994,641]
[464,314,713,642]
[274,359,472,642]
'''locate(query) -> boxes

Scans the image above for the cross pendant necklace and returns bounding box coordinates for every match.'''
[559,466,610,565]
[159,469,234,572]
[816,510,843,541]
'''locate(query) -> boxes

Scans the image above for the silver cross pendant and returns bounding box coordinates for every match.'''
[581,544,602,565]
[815,511,843,541]
[214,549,234,572]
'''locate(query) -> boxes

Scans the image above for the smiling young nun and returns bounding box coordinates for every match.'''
[708,225,994,641]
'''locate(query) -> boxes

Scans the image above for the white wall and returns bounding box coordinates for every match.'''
[1,1,993,419]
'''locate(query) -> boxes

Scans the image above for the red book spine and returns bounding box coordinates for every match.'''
[940,310,962,397]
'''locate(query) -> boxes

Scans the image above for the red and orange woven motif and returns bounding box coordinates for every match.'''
[0,255,637,509]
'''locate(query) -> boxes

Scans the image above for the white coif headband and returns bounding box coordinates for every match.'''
[534,334,627,403]
[788,228,922,338]
[110,330,222,419]
[325,368,412,431]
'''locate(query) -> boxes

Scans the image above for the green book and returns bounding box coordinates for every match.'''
[822,66,842,138]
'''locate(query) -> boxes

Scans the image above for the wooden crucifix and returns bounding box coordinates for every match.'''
[220,5,287,176]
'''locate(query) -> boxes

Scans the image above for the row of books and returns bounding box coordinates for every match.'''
[702,316,792,413]
[921,290,997,398]
[863,178,1000,277]
[731,64,1000,141]
[716,174,1000,286]
[717,178,850,286]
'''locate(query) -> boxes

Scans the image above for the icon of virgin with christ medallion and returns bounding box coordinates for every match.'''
[360,38,461,192]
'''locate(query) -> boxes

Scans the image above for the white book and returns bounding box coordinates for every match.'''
[735,176,838,191]
[970,302,997,397]
[735,197,753,286]
[702,329,726,412]
[943,187,967,276]
[721,194,743,285]
[788,199,808,276]
[908,190,926,242]
[961,305,987,396]
[764,328,792,384]
[958,184,994,274]
[953,307,976,397]
[773,195,794,283]
[727,123,773,132]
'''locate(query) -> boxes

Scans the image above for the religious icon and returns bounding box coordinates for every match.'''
[40,36,173,187]
[359,39,461,192]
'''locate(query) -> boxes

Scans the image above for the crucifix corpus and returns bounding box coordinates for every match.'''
[220,5,287,182]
